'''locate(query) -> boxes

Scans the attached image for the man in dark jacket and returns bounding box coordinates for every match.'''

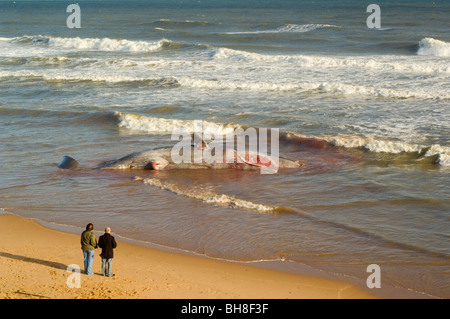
[98,227,117,277]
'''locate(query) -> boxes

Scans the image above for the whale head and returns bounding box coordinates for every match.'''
[58,156,81,169]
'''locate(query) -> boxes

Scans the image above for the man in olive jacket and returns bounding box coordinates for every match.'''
[81,223,97,275]
[98,227,117,277]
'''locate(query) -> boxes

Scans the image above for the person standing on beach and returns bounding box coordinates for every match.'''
[81,223,97,275]
[98,227,117,277]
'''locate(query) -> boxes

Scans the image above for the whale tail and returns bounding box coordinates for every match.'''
[58,156,81,169]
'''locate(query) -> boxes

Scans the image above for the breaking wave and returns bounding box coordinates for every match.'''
[114,112,449,167]
[286,132,450,167]
[212,47,450,74]
[0,70,180,86]
[2,69,448,100]
[114,111,240,136]
[149,19,219,27]
[10,35,177,52]
[137,177,279,214]
[0,56,74,67]
[177,77,450,100]
[418,38,450,57]
[225,23,339,35]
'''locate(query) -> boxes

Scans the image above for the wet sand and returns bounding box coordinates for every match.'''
[0,214,376,299]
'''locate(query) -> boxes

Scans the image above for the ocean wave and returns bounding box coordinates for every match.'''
[278,23,339,32]
[302,82,450,100]
[418,38,450,57]
[10,35,176,52]
[0,56,74,67]
[1,69,447,100]
[212,47,450,74]
[138,177,277,213]
[150,19,219,27]
[286,132,450,166]
[115,111,450,166]
[0,70,181,86]
[224,23,339,35]
[155,27,172,32]
[114,111,240,136]
[176,77,300,92]
[176,76,450,100]
[424,145,450,166]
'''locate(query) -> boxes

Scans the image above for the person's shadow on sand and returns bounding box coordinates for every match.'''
[0,251,68,271]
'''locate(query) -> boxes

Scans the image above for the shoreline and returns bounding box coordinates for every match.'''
[18,213,434,299]
[0,213,378,299]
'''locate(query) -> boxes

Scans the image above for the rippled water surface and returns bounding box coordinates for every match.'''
[1,0,449,298]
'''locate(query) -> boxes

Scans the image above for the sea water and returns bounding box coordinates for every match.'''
[0,0,449,298]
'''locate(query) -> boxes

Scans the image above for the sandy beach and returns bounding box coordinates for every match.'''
[0,213,376,299]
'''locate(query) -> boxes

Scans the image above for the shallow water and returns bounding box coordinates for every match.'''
[1,0,449,298]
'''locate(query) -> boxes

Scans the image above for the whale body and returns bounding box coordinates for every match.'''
[57,145,301,173]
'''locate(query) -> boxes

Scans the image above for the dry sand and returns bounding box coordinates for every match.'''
[0,213,376,299]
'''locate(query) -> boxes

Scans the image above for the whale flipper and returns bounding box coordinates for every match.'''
[58,156,81,169]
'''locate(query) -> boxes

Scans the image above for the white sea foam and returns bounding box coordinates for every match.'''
[212,47,295,63]
[424,145,450,166]
[277,23,340,32]
[418,38,450,57]
[116,111,450,167]
[225,23,339,35]
[2,68,447,100]
[0,70,179,85]
[155,27,172,32]
[115,111,239,135]
[325,135,422,154]
[288,132,450,166]
[212,47,450,74]
[176,77,300,92]
[153,19,218,26]
[140,177,276,213]
[177,76,450,100]
[11,35,171,52]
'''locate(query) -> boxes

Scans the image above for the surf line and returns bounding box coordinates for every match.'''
[171,121,280,174]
